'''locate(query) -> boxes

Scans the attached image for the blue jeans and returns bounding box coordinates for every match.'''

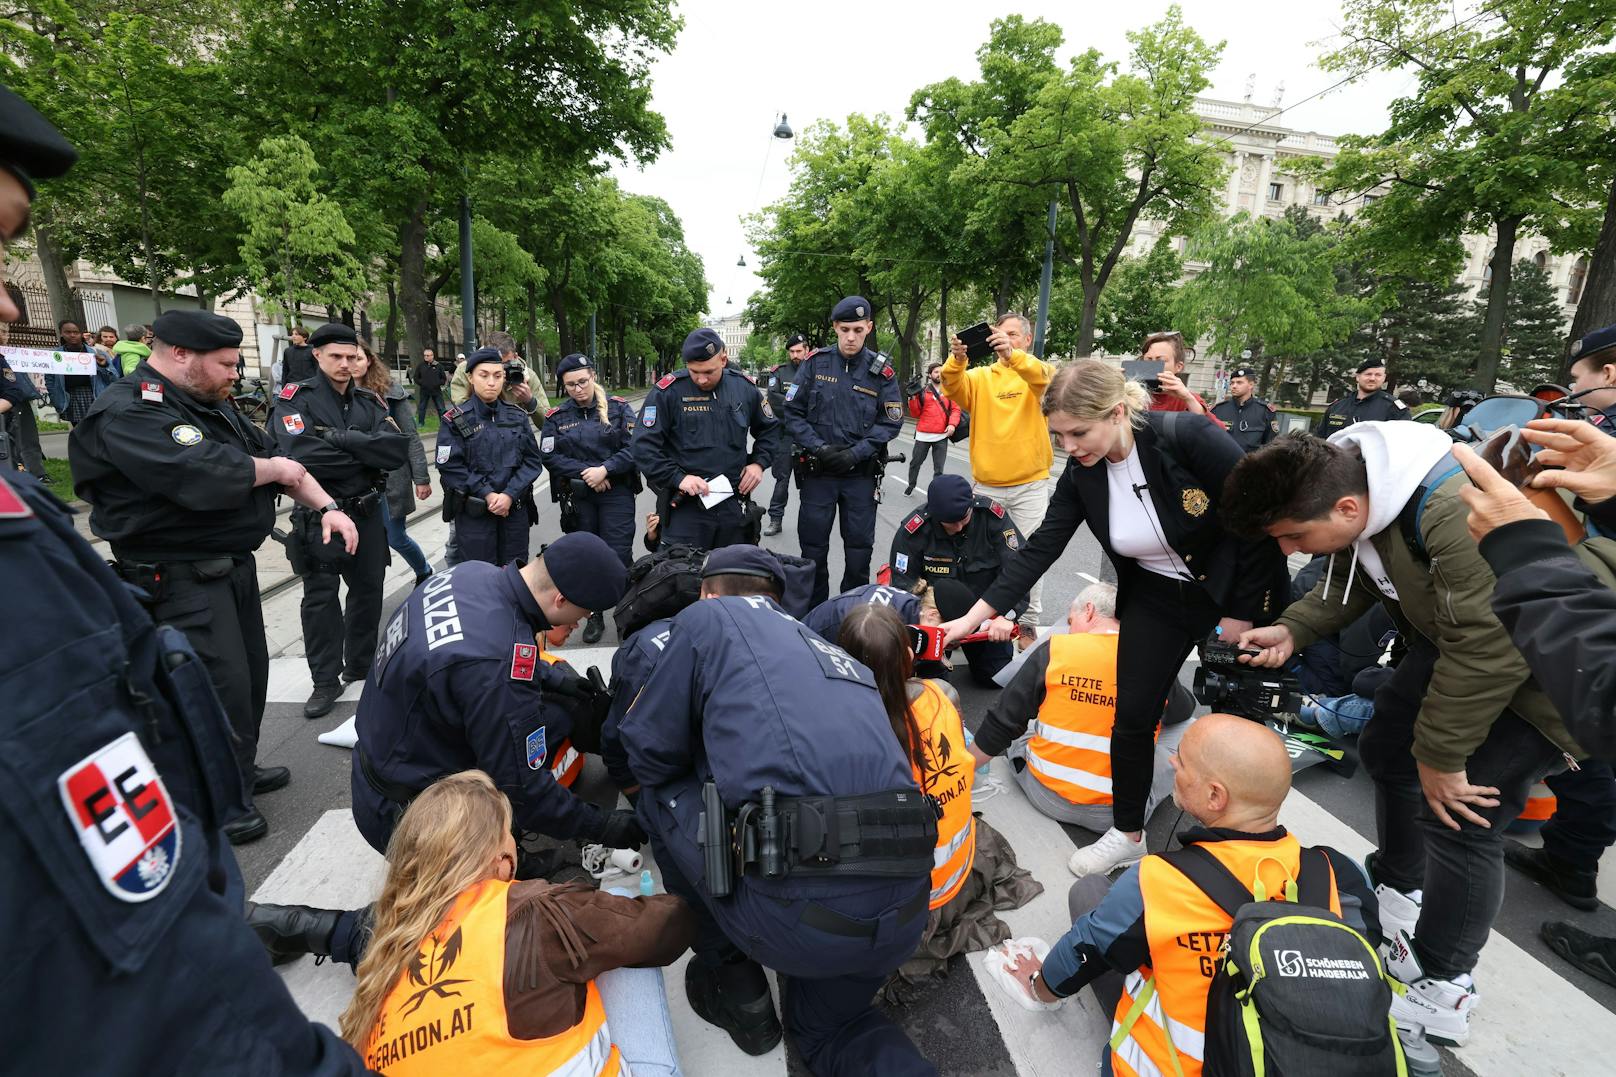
[601,887,683,1076]
[1301,694,1375,739]
[384,512,432,578]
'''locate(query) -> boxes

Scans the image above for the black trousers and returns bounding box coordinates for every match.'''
[1113,570,1222,832]
[768,448,793,521]
[905,438,949,490]
[1541,761,1616,875]
[149,556,269,800]
[300,508,390,687]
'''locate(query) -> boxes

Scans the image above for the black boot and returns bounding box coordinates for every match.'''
[1505,842,1600,911]
[245,902,342,966]
[685,957,782,1056]
[1542,921,1616,987]
[304,682,342,719]
[763,518,783,537]
[252,765,291,795]
[223,807,268,845]
[582,610,605,645]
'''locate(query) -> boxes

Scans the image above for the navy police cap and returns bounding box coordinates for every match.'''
[555,353,591,379]
[308,322,358,349]
[545,532,629,611]
[682,327,725,362]
[1571,323,1616,365]
[831,296,872,322]
[786,332,807,347]
[1229,367,1256,380]
[152,309,243,351]
[702,544,786,588]
[1355,358,1386,374]
[464,346,503,373]
[926,473,974,523]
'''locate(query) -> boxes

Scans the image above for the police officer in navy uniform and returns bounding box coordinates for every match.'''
[1314,358,1411,436]
[1209,365,1279,452]
[437,345,545,566]
[633,326,778,548]
[889,473,1027,686]
[70,309,360,845]
[0,81,373,1077]
[541,352,639,642]
[802,581,923,641]
[620,545,937,1073]
[763,332,811,536]
[270,321,409,718]
[784,295,903,607]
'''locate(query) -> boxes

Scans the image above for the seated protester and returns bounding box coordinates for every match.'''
[1227,425,1585,1046]
[1006,716,1381,1075]
[1287,555,1398,740]
[838,605,1041,990]
[802,581,927,641]
[971,583,1194,843]
[437,348,546,566]
[339,771,694,1075]
[892,473,1028,686]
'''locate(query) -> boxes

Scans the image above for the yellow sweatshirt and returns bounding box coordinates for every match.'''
[940,349,1053,487]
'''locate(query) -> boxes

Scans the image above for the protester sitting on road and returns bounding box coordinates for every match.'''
[1003,715,1381,1075]
[338,771,694,1075]
[971,584,1193,842]
[357,342,434,588]
[1286,555,1398,740]
[940,359,1286,879]
[903,360,960,495]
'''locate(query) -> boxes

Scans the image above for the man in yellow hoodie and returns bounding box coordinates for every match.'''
[943,312,1053,636]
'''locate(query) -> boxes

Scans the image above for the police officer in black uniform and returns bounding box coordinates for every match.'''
[437,345,545,566]
[70,309,361,844]
[890,473,1027,686]
[0,81,372,1077]
[1210,365,1279,452]
[763,332,811,536]
[541,351,639,642]
[633,327,778,548]
[783,295,903,607]
[620,545,937,1073]
[1314,358,1411,436]
[270,321,409,718]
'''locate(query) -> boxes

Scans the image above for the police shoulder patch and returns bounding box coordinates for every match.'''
[545,406,561,418]
[511,642,538,681]
[1003,528,1020,550]
[436,443,451,464]
[611,395,627,403]
[1264,401,1277,412]
[170,424,203,446]
[657,373,676,390]
[903,512,924,534]
[526,726,548,770]
[443,405,461,420]
[761,399,775,419]
[784,382,799,402]
[139,380,164,403]
[885,401,902,421]
[881,365,894,379]
[0,473,35,519]
[540,436,555,453]
[280,412,305,436]
[58,731,182,902]
[989,501,1006,518]
[278,382,300,400]
[894,552,909,574]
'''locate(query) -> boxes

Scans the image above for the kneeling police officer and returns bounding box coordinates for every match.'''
[437,346,546,566]
[620,545,938,1074]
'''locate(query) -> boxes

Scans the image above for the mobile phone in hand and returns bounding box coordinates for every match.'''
[956,323,994,361]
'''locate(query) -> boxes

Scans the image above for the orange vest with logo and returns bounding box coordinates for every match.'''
[1028,633,1124,806]
[538,646,584,788]
[910,679,976,909]
[362,879,621,1076]
[1109,836,1341,1077]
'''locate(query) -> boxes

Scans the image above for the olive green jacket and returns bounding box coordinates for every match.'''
[1276,472,1582,772]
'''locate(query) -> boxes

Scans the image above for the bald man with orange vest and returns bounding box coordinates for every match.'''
[1006,715,1382,1077]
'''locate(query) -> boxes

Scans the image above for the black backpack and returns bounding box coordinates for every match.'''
[612,544,707,640]
[1114,844,1407,1077]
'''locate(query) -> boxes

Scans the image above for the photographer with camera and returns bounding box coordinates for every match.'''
[1224,423,1585,1046]
[939,359,1286,878]
[448,329,547,417]
[1138,330,1218,423]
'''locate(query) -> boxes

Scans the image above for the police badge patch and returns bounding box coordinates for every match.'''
[58,732,182,902]
[642,405,657,428]
[885,401,902,421]
[436,443,450,464]
[1003,529,1020,550]
[170,424,203,446]
[785,383,799,402]
[526,726,548,770]
[1182,488,1210,517]
[540,436,555,453]
[281,413,305,435]
[895,552,909,573]
[761,400,775,419]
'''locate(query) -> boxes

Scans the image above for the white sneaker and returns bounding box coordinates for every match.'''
[1384,930,1479,1047]
[1375,882,1423,942]
[1068,828,1146,878]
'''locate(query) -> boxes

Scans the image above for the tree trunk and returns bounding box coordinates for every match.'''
[524,282,543,377]
[32,212,76,327]
[995,268,1013,320]
[938,277,949,360]
[548,287,573,355]
[1474,216,1521,392]
[382,277,399,361]
[1564,175,1616,381]
[398,198,433,365]
[1076,282,1102,357]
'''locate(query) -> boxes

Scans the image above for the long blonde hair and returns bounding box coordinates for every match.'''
[338,771,513,1047]
[1043,358,1151,429]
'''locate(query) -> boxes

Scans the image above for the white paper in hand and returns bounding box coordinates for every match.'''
[982,937,1065,1011]
[699,474,734,509]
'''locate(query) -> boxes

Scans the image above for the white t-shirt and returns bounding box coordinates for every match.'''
[1106,444,1192,580]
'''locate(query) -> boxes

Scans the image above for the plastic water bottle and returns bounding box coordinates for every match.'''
[639,869,655,897]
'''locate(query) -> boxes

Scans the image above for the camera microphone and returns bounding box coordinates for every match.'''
[1132,482,1149,497]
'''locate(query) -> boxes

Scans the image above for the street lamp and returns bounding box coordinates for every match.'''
[737,255,746,267]
[774,113,793,140]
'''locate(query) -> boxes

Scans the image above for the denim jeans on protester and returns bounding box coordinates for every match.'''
[1357,635,1566,978]
[1302,693,1375,739]
[384,512,432,578]
[600,887,684,1076]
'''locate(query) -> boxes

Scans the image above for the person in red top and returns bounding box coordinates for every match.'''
[1140,331,1225,429]
[904,361,962,495]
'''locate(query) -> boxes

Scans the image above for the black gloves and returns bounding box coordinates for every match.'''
[815,445,857,474]
[542,662,593,699]
[593,808,647,850]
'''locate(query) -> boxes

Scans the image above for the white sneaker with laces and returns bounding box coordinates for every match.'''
[1375,882,1423,942]
[1068,827,1146,878]
[1384,930,1479,1046]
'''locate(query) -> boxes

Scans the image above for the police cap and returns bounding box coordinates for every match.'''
[464,346,503,374]
[1229,367,1256,381]
[1570,323,1616,366]
[702,544,786,589]
[544,532,629,612]
[681,328,725,362]
[308,322,359,349]
[831,295,872,322]
[0,85,77,195]
[926,473,973,524]
[555,352,591,379]
[785,333,807,348]
[151,309,243,351]
[1355,358,1386,374]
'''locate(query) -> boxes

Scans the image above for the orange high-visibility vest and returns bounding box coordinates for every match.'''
[1027,633,1124,806]
[1109,836,1341,1077]
[538,647,585,788]
[363,879,621,1076]
[910,679,976,909]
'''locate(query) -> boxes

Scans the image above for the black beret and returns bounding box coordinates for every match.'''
[555,353,591,379]
[926,473,973,523]
[785,333,807,347]
[0,85,76,195]
[308,322,359,348]
[1570,323,1616,365]
[1228,367,1256,380]
[151,309,243,351]
[1355,358,1387,374]
[544,532,629,611]
[465,346,503,373]
[702,544,785,589]
[682,328,725,362]
[831,295,873,322]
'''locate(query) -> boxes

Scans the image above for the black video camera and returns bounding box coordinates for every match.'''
[503,359,525,386]
[1193,634,1303,722]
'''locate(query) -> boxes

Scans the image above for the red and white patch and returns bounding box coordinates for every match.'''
[57,732,182,903]
[278,382,300,400]
[281,413,305,435]
[989,501,1005,518]
[882,365,894,379]
[0,474,34,519]
[511,643,538,681]
[657,373,676,390]
[140,381,165,403]
[903,513,924,534]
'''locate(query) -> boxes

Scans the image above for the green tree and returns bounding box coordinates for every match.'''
[1319,0,1616,391]
[1329,272,1474,397]
[1055,237,1184,356]
[1480,259,1569,390]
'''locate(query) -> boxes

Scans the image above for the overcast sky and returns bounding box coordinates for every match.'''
[610,0,1416,320]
